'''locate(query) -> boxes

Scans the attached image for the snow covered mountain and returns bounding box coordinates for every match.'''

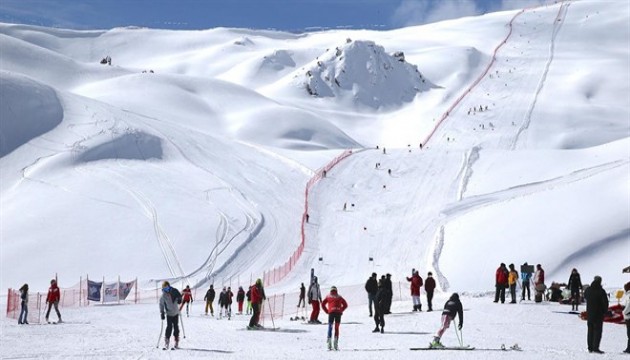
[0,0,628,297]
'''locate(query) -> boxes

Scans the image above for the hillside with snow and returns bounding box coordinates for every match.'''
[1,0,628,299]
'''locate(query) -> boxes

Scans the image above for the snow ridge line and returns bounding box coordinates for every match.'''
[512,2,570,150]
[421,7,528,147]
[456,146,481,201]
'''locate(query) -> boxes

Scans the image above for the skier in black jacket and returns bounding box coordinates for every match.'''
[365,273,378,316]
[584,276,609,354]
[372,279,387,333]
[431,293,463,348]
[568,268,583,311]
[204,285,215,316]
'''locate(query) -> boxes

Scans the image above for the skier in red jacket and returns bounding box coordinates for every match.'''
[248,279,266,329]
[322,286,348,351]
[179,285,193,316]
[406,270,423,311]
[45,279,62,323]
[494,263,509,304]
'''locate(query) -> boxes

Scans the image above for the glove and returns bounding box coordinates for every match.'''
[160,313,165,320]
[458,323,463,330]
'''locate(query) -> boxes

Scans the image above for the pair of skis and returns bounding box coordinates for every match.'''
[411,343,522,351]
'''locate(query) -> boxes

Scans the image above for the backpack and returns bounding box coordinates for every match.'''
[170,288,182,304]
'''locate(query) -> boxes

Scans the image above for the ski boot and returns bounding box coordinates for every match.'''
[372,326,380,333]
[380,326,384,334]
[430,337,444,348]
[327,337,333,351]
[334,337,339,351]
[174,337,179,349]
[163,338,170,350]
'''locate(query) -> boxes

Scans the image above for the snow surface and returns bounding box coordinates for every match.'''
[1,0,629,358]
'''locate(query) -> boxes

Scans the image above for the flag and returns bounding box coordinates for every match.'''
[87,280,102,302]
[103,282,119,303]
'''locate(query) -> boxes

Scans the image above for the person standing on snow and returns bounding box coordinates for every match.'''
[218,287,227,318]
[494,263,509,304]
[247,279,266,329]
[179,285,193,316]
[508,264,519,304]
[204,285,215,316]
[406,270,423,311]
[298,283,306,308]
[425,272,436,311]
[246,286,253,315]
[383,273,393,314]
[533,264,546,302]
[308,277,323,324]
[18,284,29,324]
[373,279,387,333]
[521,262,532,301]
[159,281,182,350]
[45,279,62,323]
[322,286,348,351]
[431,293,464,348]
[584,276,608,354]
[237,286,245,315]
[568,268,583,311]
[226,287,234,317]
[365,273,378,317]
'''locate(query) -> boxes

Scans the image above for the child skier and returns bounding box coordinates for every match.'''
[179,285,193,316]
[322,286,348,351]
[431,293,463,348]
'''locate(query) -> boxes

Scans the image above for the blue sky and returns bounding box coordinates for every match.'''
[0,0,544,31]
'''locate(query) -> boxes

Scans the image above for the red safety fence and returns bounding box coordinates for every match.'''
[262,149,354,288]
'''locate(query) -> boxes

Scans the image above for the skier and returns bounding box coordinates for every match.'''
[179,285,193,316]
[431,293,464,348]
[159,281,182,350]
[406,270,423,311]
[425,272,436,312]
[45,279,62,323]
[246,286,253,315]
[534,264,546,302]
[373,279,387,333]
[584,276,608,354]
[623,282,630,353]
[204,285,215,316]
[298,283,306,308]
[494,263,509,304]
[218,287,227,318]
[508,264,519,304]
[226,286,234,317]
[322,286,348,351]
[521,263,532,301]
[567,268,583,311]
[383,273,393,314]
[247,279,266,329]
[364,273,378,317]
[237,286,245,314]
[308,276,323,323]
[18,284,29,324]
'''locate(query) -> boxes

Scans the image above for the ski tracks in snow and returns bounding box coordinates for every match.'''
[512,2,571,150]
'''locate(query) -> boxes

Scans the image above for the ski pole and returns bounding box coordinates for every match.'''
[180,314,186,339]
[156,319,164,348]
[267,299,276,329]
[454,325,463,347]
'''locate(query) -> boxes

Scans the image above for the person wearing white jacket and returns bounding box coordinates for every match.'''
[624,282,630,354]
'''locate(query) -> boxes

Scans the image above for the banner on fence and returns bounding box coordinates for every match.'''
[87,280,102,302]
[102,280,136,302]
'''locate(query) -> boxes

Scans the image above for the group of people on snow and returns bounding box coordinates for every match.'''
[495,262,545,304]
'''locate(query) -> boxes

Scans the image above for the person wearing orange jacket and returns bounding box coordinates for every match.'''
[45,279,62,323]
[508,264,519,304]
[322,286,348,351]
[494,263,509,304]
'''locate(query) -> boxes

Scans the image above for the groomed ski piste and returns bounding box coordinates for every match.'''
[1,0,629,359]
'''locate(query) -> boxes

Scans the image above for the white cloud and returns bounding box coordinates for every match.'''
[392,0,482,27]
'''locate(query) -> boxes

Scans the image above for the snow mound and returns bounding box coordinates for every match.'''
[76,131,163,162]
[0,71,63,157]
[300,39,435,108]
